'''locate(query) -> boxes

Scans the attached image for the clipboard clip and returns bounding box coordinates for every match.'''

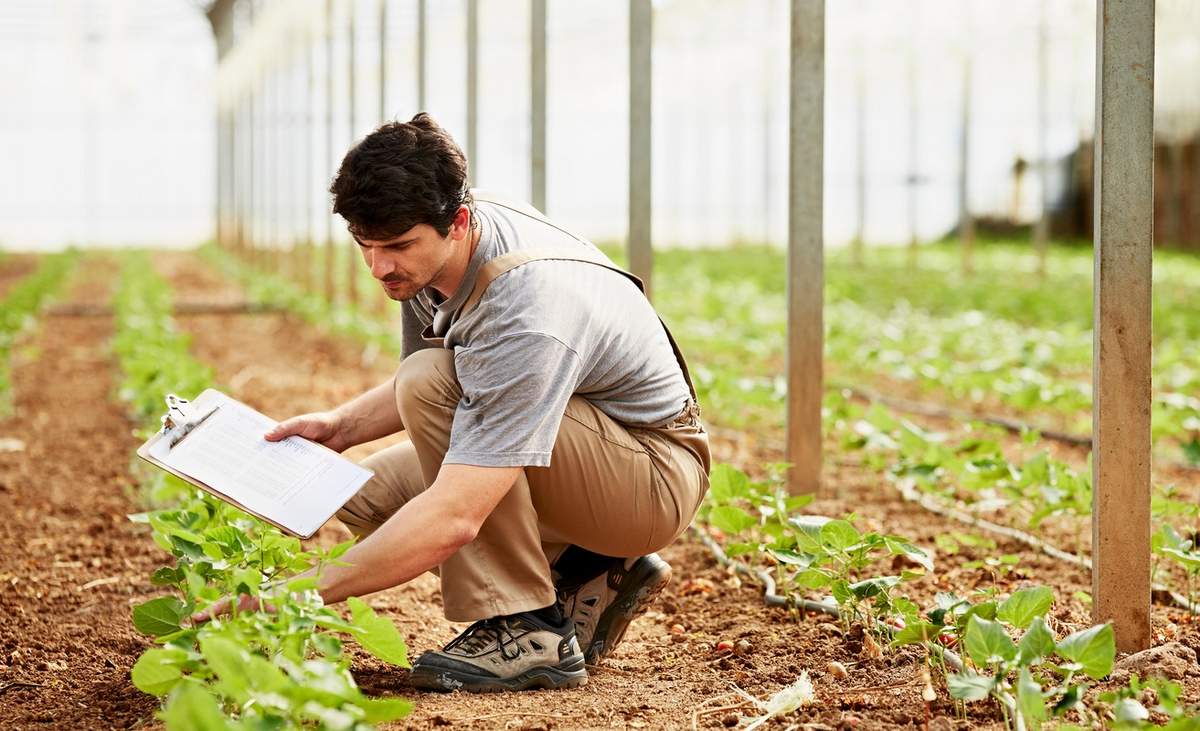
[161,394,219,449]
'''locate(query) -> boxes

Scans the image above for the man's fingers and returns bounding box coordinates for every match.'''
[191,595,264,624]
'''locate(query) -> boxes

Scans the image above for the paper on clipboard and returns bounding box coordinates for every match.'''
[137,389,373,539]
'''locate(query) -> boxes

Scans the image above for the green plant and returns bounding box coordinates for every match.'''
[0,250,74,415]
[1153,524,1200,618]
[130,493,412,729]
[1097,674,1200,730]
[895,586,1112,731]
[113,251,410,729]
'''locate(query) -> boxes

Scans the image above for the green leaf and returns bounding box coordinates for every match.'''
[1017,616,1058,665]
[159,684,237,731]
[709,505,758,534]
[709,464,752,503]
[788,515,831,553]
[130,648,189,696]
[196,636,253,704]
[1182,438,1200,465]
[768,548,815,566]
[821,520,860,553]
[1052,682,1086,716]
[891,620,942,647]
[358,695,415,724]
[132,596,189,637]
[848,575,900,600]
[1055,623,1115,679]
[346,596,410,667]
[1016,667,1047,727]
[1161,546,1200,571]
[946,672,997,702]
[883,536,934,571]
[998,586,1055,629]
[830,578,853,606]
[964,616,1018,667]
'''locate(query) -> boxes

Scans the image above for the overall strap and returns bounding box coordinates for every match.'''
[459,245,698,402]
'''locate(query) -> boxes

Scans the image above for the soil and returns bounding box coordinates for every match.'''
[2,250,1199,731]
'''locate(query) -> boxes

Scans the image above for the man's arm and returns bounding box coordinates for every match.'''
[313,463,523,603]
[192,463,521,622]
[265,376,404,453]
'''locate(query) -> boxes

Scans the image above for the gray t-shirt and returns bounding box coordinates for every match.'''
[399,199,691,468]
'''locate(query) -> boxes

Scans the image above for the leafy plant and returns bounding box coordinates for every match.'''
[130,491,412,730]
[113,250,410,729]
[0,250,74,415]
[896,586,1114,731]
[1153,524,1200,618]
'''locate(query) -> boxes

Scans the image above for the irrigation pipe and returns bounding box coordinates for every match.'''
[689,525,965,674]
[892,482,1200,617]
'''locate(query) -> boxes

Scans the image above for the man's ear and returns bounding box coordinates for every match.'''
[450,205,471,240]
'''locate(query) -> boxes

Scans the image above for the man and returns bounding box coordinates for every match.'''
[239,113,709,693]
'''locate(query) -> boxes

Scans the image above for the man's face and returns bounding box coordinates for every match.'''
[355,206,474,301]
[356,223,454,302]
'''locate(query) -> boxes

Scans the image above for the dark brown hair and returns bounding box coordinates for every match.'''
[330,113,476,240]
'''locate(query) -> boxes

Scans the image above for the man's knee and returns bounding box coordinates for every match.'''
[395,349,458,416]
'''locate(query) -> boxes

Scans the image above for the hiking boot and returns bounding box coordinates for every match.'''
[557,553,672,664]
[408,611,587,693]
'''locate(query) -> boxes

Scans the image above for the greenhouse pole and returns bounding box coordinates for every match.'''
[786,0,824,495]
[347,0,359,307]
[417,0,427,111]
[325,0,337,303]
[467,0,478,180]
[1092,0,1154,653]
[628,0,653,297]
[531,0,547,212]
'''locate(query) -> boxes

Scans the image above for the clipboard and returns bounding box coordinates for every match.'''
[137,390,373,539]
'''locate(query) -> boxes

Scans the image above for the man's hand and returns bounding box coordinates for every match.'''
[265,378,405,454]
[265,412,349,452]
[191,593,270,624]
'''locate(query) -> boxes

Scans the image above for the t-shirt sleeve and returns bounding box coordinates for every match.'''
[443,331,582,468]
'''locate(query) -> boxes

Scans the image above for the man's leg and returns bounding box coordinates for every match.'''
[391,350,586,692]
[386,349,710,689]
[527,397,711,663]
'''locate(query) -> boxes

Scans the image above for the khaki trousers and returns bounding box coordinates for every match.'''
[336,349,711,622]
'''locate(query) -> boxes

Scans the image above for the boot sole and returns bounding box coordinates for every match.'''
[585,557,672,664]
[409,654,588,693]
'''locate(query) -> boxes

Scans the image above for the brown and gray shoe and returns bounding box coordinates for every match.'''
[409,612,587,693]
[557,553,672,664]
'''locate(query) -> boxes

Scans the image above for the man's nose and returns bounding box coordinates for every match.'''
[369,250,392,279]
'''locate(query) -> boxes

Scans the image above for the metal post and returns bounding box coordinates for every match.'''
[417,0,427,111]
[531,0,547,211]
[347,0,359,306]
[959,47,975,274]
[1033,0,1051,274]
[785,0,824,495]
[304,18,316,292]
[326,0,337,303]
[628,0,653,296]
[467,0,479,179]
[1092,0,1154,654]
[380,0,388,122]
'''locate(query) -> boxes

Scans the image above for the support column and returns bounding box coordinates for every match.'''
[531,0,547,212]
[1092,0,1154,653]
[785,0,824,495]
[628,0,653,296]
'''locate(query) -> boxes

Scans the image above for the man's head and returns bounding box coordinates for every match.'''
[330,112,476,240]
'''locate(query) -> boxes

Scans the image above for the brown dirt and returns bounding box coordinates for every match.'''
[2,250,1199,731]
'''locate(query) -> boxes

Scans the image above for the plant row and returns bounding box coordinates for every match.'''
[0,250,74,416]
[648,243,1200,461]
[111,250,411,730]
[700,463,1200,730]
